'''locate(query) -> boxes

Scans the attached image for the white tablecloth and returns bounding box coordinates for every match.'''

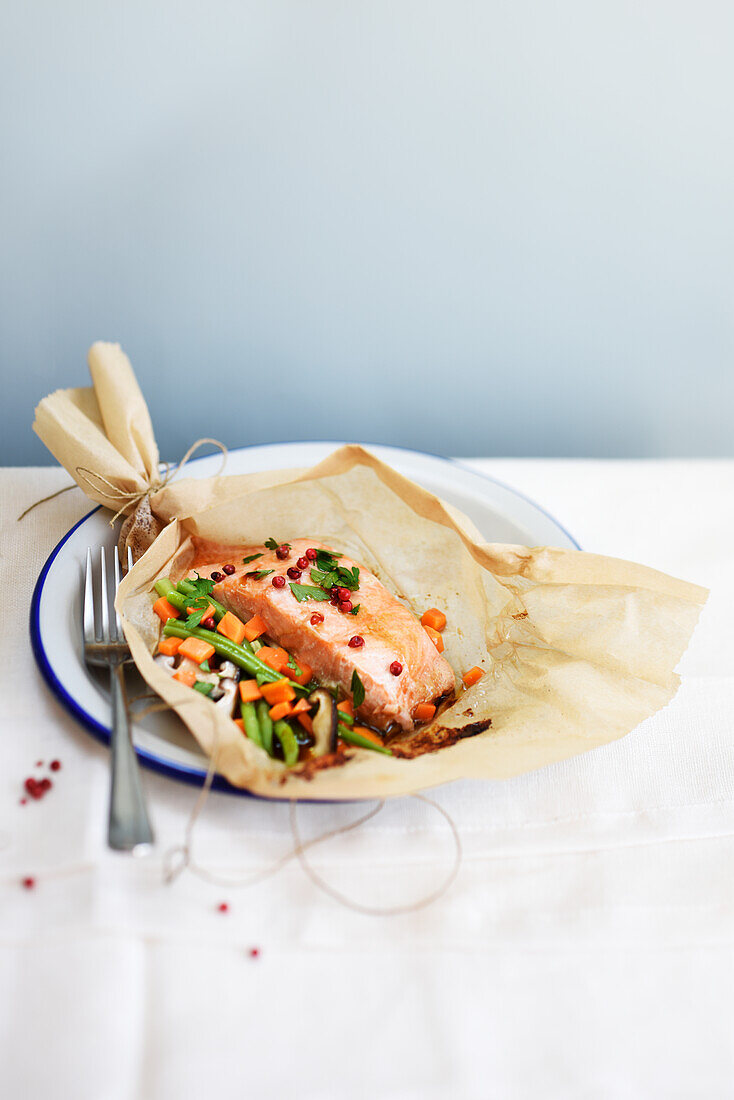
[2,460,733,1100]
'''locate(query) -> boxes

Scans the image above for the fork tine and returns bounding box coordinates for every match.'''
[99,546,110,642]
[127,546,134,575]
[113,549,123,640]
[83,547,96,644]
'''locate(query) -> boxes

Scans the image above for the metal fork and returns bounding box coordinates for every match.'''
[83,546,154,853]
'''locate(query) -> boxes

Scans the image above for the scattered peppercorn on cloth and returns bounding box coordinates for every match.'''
[33,343,707,800]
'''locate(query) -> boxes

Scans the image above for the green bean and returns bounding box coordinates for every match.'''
[274,719,299,766]
[162,621,308,693]
[154,579,189,614]
[240,701,262,747]
[174,578,227,621]
[256,700,274,756]
[337,709,354,726]
[338,723,392,756]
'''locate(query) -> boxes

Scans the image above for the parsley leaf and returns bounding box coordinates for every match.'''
[315,549,341,572]
[310,567,338,589]
[349,604,360,615]
[351,670,365,708]
[265,537,290,551]
[186,574,214,599]
[242,553,262,565]
[245,569,274,581]
[289,583,331,603]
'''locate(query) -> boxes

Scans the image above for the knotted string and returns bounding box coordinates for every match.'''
[158,707,462,914]
[17,437,228,523]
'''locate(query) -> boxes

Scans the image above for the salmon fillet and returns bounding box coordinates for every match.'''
[188,539,455,732]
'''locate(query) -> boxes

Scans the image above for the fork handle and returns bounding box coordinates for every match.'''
[107,662,154,852]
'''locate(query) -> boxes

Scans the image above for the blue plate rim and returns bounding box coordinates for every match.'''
[29,444,580,795]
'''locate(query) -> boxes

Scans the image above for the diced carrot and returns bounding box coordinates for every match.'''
[297,712,314,735]
[413,702,436,723]
[283,661,313,686]
[234,718,244,732]
[258,646,289,672]
[421,607,447,632]
[462,666,484,688]
[352,725,385,747]
[269,701,293,722]
[178,637,216,665]
[173,666,197,687]
[239,679,262,703]
[187,601,215,620]
[243,614,268,642]
[291,697,312,716]
[339,699,354,719]
[260,678,296,705]
[153,597,180,623]
[157,636,182,657]
[217,611,246,645]
[424,625,444,653]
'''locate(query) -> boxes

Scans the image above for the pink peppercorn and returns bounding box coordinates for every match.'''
[210,571,223,582]
[202,616,216,631]
[275,545,290,560]
[287,567,302,581]
[338,600,353,614]
[50,760,61,772]
[272,575,286,589]
[305,548,318,561]
[310,613,324,625]
[296,556,309,570]
[390,661,403,676]
[348,635,364,648]
[337,587,351,602]
[222,563,236,575]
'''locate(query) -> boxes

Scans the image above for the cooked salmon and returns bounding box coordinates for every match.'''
[187,539,455,732]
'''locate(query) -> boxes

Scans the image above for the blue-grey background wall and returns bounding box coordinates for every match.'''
[2,1,732,464]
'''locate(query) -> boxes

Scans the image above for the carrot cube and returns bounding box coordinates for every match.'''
[421,608,447,632]
[283,661,313,686]
[178,637,216,665]
[239,679,263,703]
[424,625,444,653]
[243,614,268,642]
[269,701,293,722]
[258,646,288,672]
[462,666,484,688]
[157,636,182,657]
[187,601,215,620]
[234,718,245,732]
[339,699,354,719]
[217,611,246,645]
[413,702,436,723]
[297,712,314,735]
[291,698,312,716]
[260,678,296,705]
[173,666,197,687]
[153,597,180,623]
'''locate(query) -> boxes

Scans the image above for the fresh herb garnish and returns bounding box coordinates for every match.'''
[193,681,214,696]
[186,574,214,599]
[289,582,331,603]
[245,569,274,581]
[309,563,360,592]
[183,595,213,629]
[265,537,289,551]
[351,669,365,708]
[286,653,303,677]
[349,604,360,615]
[200,659,211,672]
[242,553,262,564]
[314,549,341,572]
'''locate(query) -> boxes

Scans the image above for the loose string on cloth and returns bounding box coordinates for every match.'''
[154,701,462,914]
[17,437,228,523]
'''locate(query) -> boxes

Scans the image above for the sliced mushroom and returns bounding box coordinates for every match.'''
[153,654,239,719]
[308,689,338,757]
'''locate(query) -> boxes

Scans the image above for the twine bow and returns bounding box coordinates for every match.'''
[18,437,227,523]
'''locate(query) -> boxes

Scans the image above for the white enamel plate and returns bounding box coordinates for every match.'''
[31,443,578,794]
